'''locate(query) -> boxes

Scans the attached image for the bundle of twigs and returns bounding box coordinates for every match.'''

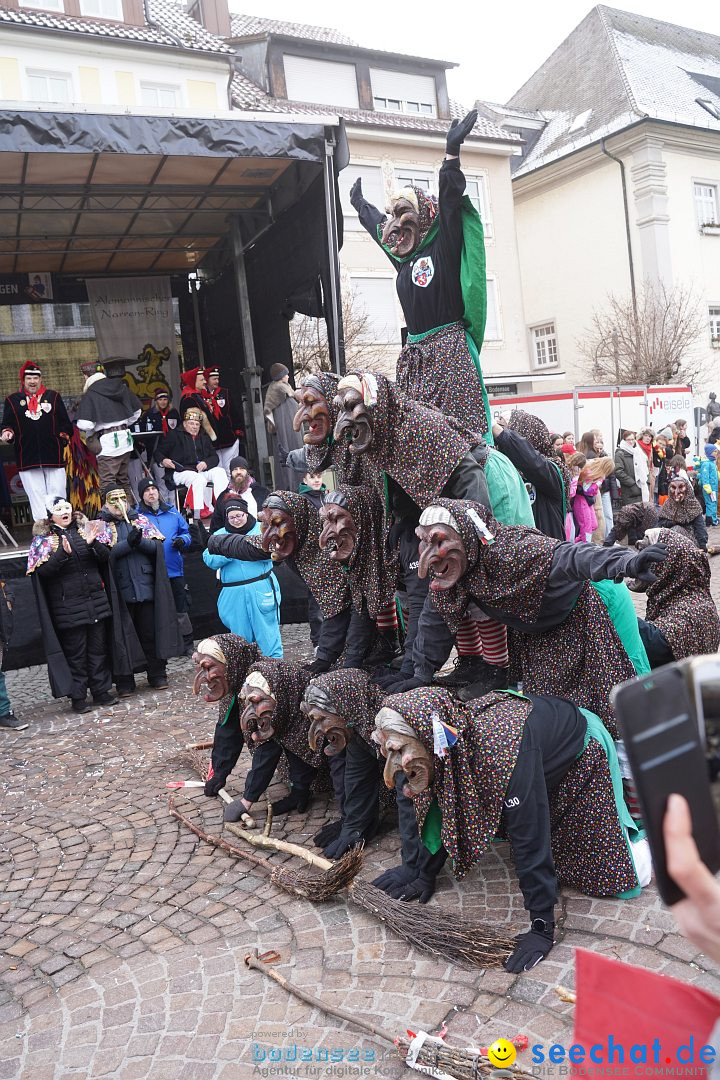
[245,949,537,1080]
[171,751,515,968]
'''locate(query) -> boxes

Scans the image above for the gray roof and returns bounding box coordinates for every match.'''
[229,73,520,142]
[0,0,230,52]
[230,13,356,46]
[508,5,720,175]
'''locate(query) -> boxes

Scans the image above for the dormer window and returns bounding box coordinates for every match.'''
[370,69,436,117]
[19,0,64,10]
[80,0,123,18]
[283,55,359,109]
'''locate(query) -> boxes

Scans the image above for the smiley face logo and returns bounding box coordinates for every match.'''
[487,1039,517,1068]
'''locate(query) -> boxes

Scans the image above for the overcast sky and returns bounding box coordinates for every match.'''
[229,0,718,105]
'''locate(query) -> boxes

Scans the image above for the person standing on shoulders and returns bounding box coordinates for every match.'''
[1,361,72,521]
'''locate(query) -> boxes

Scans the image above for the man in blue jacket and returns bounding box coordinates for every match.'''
[138,476,193,656]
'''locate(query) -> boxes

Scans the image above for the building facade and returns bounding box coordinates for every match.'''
[481,5,720,394]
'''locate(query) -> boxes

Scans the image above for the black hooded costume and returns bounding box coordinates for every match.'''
[495,410,570,541]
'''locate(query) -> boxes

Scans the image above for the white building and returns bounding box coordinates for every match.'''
[479,5,720,393]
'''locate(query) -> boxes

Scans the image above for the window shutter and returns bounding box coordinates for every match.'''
[370,69,437,114]
[283,55,359,109]
[351,277,399,343]
[485,278,501,341]
[338,165,386,227]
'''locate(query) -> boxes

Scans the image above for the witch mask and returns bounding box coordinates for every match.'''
[333,382,374,454]
[192,640,228,702]
[260,499,298,562]
[318,496,356,562]
[239,673,276,743]
[381,193,421,258]
[304,685,349,757]
[374,708,434,797]
[293,381,332,447]
[416,520,468,591]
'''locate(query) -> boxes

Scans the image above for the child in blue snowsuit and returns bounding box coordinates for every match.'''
[699,445,719,527]
[202,496,282,657]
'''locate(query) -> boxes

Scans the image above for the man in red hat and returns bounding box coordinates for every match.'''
[1,361,72,521]
[201,365,244,475]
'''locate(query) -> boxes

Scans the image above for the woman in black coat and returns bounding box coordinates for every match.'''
[27,496,118,712]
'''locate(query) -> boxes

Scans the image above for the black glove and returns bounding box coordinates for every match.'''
[446,109,478,157]
[372,667,404,689]
[504,921,554,973]
[313,820,342,848]
[127,525,142,548]
[171,536,186,550]
[204,775,226,797]
[188,521,208,551]
[384,847,447,904]
[323,827,364,860]
[303,657,332,675]
[349,177,363,211]
[623,543,668,583]
[385,675,429,692]
[371,864,415,894]
[224,797,251,823]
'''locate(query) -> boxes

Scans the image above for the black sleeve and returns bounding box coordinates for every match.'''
[438,157,465,255]
[690,515,708,550]
[548,541,634,586]
[54,393,73,439]
[206,532,269,561]
[210,700,244,784]
[396,536,431,676]
[357,198,387,242]
[411,593,455,681]
[155,432,173,465]
[343,607,377,669]
[341,735,381,838]
[315,606,352,665]
[34,544,72,578]
[495,429,564,499]
[502,731,557,919]
[1,398,16,435]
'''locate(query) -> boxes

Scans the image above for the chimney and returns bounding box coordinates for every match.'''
[185,0,230,39]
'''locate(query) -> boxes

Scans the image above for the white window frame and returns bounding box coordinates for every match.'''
[43,303,94,338]
[26,68,73,104]
[694,181,720,228]
[348,274,400,345]
[710,304,720,346]
[338,162,386,230]
[484,276,503,344]
[530,321,559,368]
[79,0,123,17]
[393,168,435,195]
[140,82,181,109]
[19,0,64,9]
[464,173,493,239]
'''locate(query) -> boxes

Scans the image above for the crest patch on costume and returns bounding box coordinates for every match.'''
[217,397,225,408]
[168,418,177,429]
[412,257,434,288]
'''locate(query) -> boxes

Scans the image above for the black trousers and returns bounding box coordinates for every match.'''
[243,739,316,803]
[637,617,674,669]
[502,695,586,920]
[341,736,381,837]
[61,620,113,701]
[119,600,166,687]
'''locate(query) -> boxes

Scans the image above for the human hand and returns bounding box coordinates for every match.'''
[127,525,142,548]
[196,461,207,472]
[171,536,186,550]
[624,543,668,583]
[349,177,363,211]
[62,536,72,555]
[204,775,226,797]
[371,864,415,895]
[0,429,13,443]
[664,793,720,964]
[162,458,175,469]
[446,109,478,156]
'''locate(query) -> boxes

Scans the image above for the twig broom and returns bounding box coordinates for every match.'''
[171,751,516,968]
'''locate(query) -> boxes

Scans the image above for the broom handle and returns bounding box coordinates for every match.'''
[218,790,333,870]
[245,950,392,1043]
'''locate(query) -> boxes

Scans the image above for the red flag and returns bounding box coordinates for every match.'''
[572,949,720,1077]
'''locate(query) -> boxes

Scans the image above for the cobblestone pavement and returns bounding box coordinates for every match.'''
[1,537,720,1080]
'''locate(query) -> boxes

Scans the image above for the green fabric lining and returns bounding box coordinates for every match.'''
[590,579,651,676]
[484,446,535,526]
[579,707,643,899]
[219,694,236,727]
[421,798,443,853]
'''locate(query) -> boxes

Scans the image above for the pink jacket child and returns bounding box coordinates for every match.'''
[572,479,599,542]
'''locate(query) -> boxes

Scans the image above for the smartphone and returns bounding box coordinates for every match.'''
[612,661,720,905]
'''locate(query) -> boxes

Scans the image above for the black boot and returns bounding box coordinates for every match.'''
[434,655,494,689]
[456,665,510,702]
[272,787,311,814]
[362,630,402,670]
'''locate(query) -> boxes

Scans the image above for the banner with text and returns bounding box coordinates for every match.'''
[86,277,177,407]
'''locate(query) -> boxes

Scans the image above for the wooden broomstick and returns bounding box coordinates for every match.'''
[172,751,516,968]
[245,949,537,1079]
